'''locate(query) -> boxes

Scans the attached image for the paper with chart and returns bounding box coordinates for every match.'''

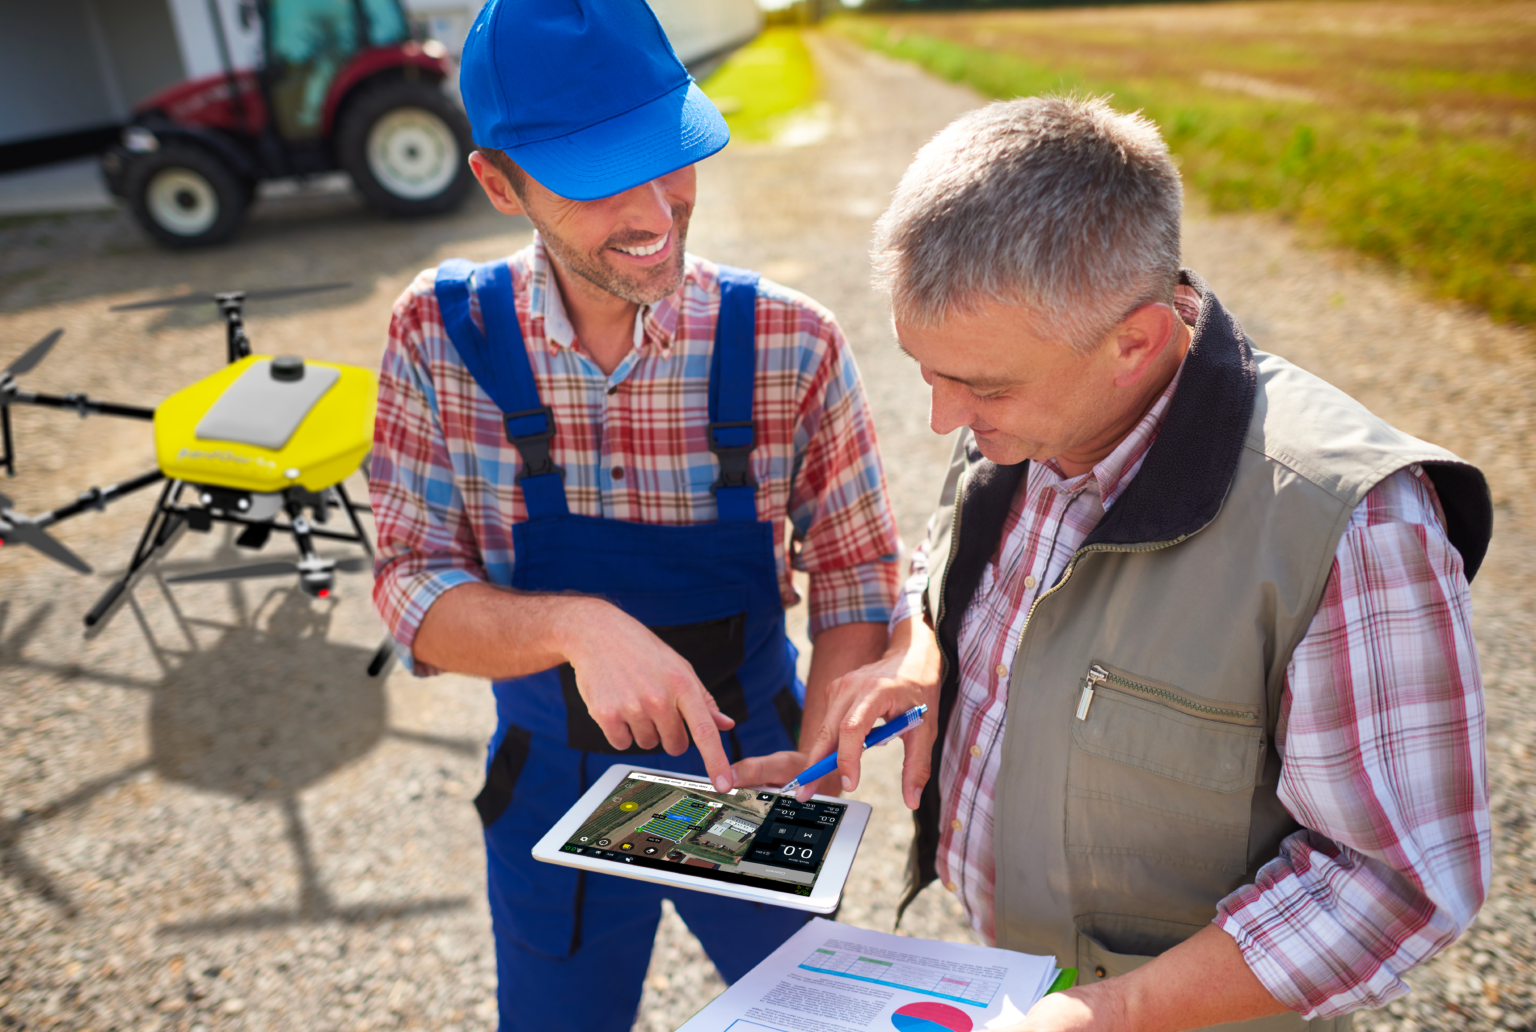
[678,918,1059,1032]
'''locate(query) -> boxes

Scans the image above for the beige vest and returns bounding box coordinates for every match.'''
[906,273,1492,1031]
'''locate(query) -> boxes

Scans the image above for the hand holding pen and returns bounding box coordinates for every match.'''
[775,704,928,804]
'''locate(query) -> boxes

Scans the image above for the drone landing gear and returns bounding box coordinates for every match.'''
[78,478,393,676]
[84,476,185,628]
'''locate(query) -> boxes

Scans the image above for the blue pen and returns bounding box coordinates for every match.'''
[776,704,929,800]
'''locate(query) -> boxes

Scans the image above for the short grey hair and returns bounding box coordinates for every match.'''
[872,95,1183,354]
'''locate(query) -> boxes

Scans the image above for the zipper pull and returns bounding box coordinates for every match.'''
[1075,665,1108,721]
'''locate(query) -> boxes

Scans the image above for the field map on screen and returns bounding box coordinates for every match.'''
[561,771,846,896]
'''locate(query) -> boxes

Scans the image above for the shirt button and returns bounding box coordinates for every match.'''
[951,818,963,831]
[945,880,958,893]
[995,663,1008,678]
[970,744,982,758]
[611,466,625,480]
[606,385,618,396]
[1024,574,1037,589]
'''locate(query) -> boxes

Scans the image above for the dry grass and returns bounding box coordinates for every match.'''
[831,1,1536,324]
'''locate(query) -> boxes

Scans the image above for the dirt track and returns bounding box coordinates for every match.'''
[3,29,1534,1032]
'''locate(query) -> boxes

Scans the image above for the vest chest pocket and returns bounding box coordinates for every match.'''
[1066,661,1263,908]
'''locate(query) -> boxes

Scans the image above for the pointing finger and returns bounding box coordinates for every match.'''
[679,686,735,794]
[901,717,937,810]
[835,690,889,794]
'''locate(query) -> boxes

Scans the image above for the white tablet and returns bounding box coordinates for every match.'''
[531,763,871,914]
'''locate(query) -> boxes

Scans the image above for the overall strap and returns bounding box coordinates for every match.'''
[709,266,760,524]
[434,258,568,517]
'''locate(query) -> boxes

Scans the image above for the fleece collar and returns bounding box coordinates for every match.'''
[1082,268,1257,548]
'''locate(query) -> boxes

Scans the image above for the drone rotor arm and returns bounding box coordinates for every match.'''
[2,387,155,421]
[32,470,167,530]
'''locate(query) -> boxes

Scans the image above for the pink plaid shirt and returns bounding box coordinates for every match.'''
[372,239,901,675]
[891,294,1488,1018]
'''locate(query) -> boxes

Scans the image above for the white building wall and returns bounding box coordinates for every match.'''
[399,0,762,69]
[166,0,262,80]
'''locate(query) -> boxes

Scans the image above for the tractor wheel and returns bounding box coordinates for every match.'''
[124,144,251,248]
[337,77,473,217]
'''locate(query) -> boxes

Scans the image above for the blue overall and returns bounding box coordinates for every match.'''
[434,259,811,1032]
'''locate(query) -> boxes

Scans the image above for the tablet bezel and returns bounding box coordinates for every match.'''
[530,761,871,914]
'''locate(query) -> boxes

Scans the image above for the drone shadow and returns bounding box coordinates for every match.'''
[0,563,483,934]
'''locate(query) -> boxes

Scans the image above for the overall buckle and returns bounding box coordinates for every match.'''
[708,419,756,492]
[505,405,562,481]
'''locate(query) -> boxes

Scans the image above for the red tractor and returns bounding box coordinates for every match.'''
[101,0,474,248]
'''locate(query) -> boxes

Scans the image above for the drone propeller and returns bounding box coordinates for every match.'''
[0,493,92,573]
[2,328,63,379]
[165,555,371,584]
[109,282,352,312]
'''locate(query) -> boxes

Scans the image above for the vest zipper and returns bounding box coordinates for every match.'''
[1074,666,1106,720]
[931,457,969,676]
[1075,663,1258,724]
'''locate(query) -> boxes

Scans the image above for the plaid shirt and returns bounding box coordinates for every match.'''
[891,292,1488,1018]
[371,238,901,676]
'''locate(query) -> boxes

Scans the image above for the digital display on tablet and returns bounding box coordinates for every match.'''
[559,770,847,897]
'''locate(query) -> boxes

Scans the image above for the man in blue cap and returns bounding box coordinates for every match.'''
[367,1,902,1028]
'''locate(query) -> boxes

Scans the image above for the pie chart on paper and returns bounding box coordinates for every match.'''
[890,1002,973,1032]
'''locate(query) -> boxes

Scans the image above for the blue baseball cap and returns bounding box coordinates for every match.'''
[459,0,731,201]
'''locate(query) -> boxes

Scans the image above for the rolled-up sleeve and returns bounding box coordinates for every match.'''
[782,306,901,637]
[369,276,488,676]
[1215,466,1490,1018]
[888,537,930,632]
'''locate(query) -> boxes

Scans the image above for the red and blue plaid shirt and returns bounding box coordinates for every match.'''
[371,239,901,676]
[893,287,1489,1019]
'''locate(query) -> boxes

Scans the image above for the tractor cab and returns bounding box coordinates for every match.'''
[265,0,406,143]
[102,0,473,247]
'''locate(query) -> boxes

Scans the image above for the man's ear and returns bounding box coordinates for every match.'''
[468,151,526,217]
[1110,302,1184,388]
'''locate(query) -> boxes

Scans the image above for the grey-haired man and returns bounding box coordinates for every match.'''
[734,96,1493,1030]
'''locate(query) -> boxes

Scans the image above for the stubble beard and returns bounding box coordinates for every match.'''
[536,201,693,306]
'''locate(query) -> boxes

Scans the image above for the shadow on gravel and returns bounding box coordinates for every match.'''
[0,759,153,919]
[0,568,480,934]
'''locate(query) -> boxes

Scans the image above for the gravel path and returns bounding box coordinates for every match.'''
[2,28,1533,1032]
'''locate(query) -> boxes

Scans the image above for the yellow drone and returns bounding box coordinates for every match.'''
[0,284,391,674]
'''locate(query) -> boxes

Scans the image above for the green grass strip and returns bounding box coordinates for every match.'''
[700,27,820,143]
[830,17,1536,325]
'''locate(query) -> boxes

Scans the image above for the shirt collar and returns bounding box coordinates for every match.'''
[526,234,692,356]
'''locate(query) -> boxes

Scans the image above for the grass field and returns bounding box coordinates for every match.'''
[700,26,821,142]
[829,2,1536,325]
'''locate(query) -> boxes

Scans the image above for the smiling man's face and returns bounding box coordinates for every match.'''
[512,165,697,307]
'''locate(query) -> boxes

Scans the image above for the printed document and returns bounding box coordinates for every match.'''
[678,918,1058,1032]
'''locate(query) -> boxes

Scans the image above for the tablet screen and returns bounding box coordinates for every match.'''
[559,770,847,898]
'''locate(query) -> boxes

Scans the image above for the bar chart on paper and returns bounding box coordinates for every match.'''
[798,943,1002,1006]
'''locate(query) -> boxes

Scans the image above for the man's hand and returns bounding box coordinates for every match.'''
[729,621,889,798]
[994,987,1122,1032]
[563,600,738,793]
[793,616,942,809]
[413,585,738,793]
[990,927,1292,1032]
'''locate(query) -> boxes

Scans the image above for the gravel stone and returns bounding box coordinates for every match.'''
[1,27,1531,1032]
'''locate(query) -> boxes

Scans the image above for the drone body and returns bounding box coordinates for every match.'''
[0,284,392,675]
[156,354,376,494]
